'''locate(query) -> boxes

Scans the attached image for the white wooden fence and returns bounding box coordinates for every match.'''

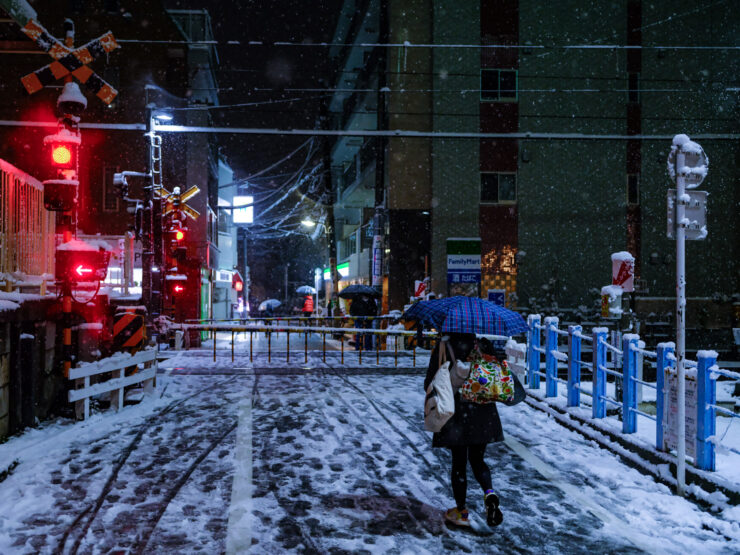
[68,349,157,420]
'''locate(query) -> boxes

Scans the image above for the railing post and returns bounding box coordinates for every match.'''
[592,327,608,419]
[696,350,717,471]
[545,316,559,397]
[527,314,541,389]
[567,325,582,407]
[656,342,674,451]
[622,334,639,434]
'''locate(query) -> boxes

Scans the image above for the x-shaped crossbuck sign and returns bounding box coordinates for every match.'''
[155,185,201,221]
[20,19,120,105]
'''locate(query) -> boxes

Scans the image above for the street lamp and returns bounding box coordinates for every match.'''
[301,219,316,227]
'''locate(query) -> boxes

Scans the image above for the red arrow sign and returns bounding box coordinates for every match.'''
[75,265,93,276]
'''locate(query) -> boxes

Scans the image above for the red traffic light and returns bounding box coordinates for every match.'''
[234,280,243,292]
[175,229,185,241]
[52,145,71,165]
[48,142,77,169]
[55,247,110,283]
[173,284,184,293]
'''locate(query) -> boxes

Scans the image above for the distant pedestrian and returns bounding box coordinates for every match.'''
[349,294,376,349]
[424,333,504,529]
[301,294,314,327]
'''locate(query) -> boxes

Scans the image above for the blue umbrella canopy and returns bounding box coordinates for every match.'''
[402,296,527,336]
[258,299,281,311]
[296,285,316,294]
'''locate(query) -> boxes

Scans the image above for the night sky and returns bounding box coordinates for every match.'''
[165,0,344,179]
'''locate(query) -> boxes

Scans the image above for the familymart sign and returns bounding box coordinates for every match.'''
[447,238,481,284]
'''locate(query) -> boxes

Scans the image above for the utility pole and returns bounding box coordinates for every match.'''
[372,0,389,293]
[666,134,709,496]
[320,103,340,314]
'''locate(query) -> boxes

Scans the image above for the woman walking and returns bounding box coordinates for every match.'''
[424,333,505,528]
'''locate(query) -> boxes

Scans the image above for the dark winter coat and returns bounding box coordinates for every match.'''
[424,333,504,448]
[349,295,376,317]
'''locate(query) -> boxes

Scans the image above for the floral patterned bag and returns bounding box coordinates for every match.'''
[461,353,523,405]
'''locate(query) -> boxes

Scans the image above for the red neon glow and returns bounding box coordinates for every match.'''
[52,145,72,166]
[234,280,243,292]
[75,265,93,276]
[175,229,185,241]
[173,284,184,293]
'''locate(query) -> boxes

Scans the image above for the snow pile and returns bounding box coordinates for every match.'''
[57,82,87,110]
[42,127,81,146]
[57,238,110,252]
[610,251,634,262]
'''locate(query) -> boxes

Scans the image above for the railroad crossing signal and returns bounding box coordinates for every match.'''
[19,19,120,104]
[155,185,201,221]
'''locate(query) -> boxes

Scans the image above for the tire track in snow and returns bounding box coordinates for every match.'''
[58,375,241,554]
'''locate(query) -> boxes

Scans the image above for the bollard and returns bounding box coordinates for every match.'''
[567,325,582,407]
[231,331,234,363]
[413,344,416,368]
[592,328,608,419]
[268,332,271,363]
[696,351,717,471]
[305,330,308,364]
[322,332,326,363]
[622,334,639,434]
[286,331,290,363]
[213,329,216,362]
[376,332,380,365]
[250,331,253,362]
[545,317,559,397]
[655,342,674,450]
[359,331,362,365]
[341,334,344,365]
[527,314,541,389]
[394,333,398,367]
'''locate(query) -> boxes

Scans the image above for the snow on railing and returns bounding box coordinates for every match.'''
[522,315,738,472]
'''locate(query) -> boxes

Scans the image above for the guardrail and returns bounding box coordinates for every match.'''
[174,323,442,367]
[524,314,739,472]
[68,349,157,420]
[0,158,55,283]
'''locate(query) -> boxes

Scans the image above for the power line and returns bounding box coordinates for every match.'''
[115,38,740,50]
[152,124,740,141]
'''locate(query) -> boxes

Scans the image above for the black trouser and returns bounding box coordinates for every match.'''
[450,444,492,510]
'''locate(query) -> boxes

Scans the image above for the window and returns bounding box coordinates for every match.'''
[481,69,518,101]
[481,173,517,204]
[627,174,640,205]
[103,165,119,211]
[628,73,639,103]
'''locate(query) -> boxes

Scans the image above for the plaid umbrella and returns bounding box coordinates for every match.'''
[402,296,527,336]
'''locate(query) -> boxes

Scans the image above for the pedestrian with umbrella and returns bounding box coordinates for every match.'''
[404,296,528,529]
[339,284,380,350]
[296,285,316,325]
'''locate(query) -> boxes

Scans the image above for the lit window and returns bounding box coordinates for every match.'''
[233,196,254,224]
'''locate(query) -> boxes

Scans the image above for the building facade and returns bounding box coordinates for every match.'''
[327,0,739,335]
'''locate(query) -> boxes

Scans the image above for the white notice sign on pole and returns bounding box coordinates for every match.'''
[663,371,697,459]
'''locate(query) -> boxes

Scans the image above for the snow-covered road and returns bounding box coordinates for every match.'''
[0,351,738,554]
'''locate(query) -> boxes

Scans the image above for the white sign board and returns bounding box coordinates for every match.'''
[666,138,708,189]
[666,190,708,240]
[663,372,697,458]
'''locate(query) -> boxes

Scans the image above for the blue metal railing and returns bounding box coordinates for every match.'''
[521,315,738,472]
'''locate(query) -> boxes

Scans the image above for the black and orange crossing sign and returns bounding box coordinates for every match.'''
[156,185,201,221]
[19,19,120,104]
[113,310,146,351]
